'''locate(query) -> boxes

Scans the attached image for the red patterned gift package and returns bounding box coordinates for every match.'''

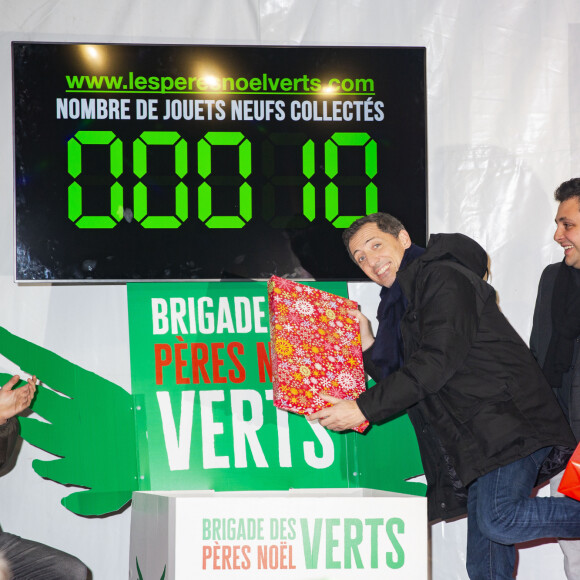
[267,275,369,433]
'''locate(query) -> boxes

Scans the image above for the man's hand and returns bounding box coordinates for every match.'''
[0,374,36,425]
[307,393,367,431]
[348,309,375,351]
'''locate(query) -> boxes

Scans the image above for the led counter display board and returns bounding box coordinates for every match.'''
[12,43,426,282]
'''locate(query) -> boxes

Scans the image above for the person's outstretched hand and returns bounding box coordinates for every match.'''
[0,374,36,425]
[348,309,375,351]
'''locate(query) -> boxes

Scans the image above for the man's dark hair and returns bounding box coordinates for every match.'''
[342,213,406,259]
[554,178,580,204]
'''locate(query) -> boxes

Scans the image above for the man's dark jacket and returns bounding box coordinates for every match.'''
[530,262,580,440]
[357,233,575,522]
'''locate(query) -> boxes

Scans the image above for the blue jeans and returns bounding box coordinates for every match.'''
[467,447,580,580]
[0,531,89,579]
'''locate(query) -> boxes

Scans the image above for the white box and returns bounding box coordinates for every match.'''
[129,489,427,579]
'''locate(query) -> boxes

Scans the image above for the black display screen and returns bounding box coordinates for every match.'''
[12,42,427,281]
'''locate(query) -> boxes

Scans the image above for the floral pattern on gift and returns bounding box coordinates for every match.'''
[267,276,368,433]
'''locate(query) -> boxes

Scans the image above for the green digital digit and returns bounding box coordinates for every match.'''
[324,132,378,228]
[302,138,316,222]
[197,132,252,229]
[133,131,188,229]
[67,131,124,229]
[261,133,315,228]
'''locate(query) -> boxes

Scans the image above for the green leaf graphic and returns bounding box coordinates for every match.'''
[0,327,138,516]
[136,557,166,580]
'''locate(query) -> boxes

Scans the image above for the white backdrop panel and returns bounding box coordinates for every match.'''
[0,0,579,578]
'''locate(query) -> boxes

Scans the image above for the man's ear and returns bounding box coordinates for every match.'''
[398,229,412,249]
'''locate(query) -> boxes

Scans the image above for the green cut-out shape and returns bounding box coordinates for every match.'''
[136,557,166,580]
[0,327,138,516]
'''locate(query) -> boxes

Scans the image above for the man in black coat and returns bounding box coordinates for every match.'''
[531,177,580,579]
[309,212,580,580]
[0,374,89,579]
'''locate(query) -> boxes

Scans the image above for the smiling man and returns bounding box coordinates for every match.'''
[555,188,580,270]
[309,212,580,580]
[347,218,411,288]
[531,178,580,580]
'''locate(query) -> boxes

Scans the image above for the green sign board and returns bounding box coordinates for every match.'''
[127,281,425,498]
